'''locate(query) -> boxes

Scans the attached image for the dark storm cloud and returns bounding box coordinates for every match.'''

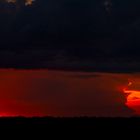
[0,0,140,72]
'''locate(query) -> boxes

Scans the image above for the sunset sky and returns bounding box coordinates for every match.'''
[0,0,140,117]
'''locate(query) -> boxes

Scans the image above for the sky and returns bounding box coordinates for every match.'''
[0,0,139,117]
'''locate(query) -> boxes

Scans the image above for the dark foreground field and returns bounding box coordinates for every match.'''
[0,117,139,138]
[0,117,140,129]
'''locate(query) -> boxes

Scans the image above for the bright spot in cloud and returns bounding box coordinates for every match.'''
[6,0,35,5]
[25,0,35,5]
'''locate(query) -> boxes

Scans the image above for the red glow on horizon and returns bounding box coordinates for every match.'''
[0,69,134,117]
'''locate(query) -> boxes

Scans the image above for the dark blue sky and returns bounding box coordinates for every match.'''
[0,0,140,72]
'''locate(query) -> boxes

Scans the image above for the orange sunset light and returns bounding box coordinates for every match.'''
[123,80,140,115]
